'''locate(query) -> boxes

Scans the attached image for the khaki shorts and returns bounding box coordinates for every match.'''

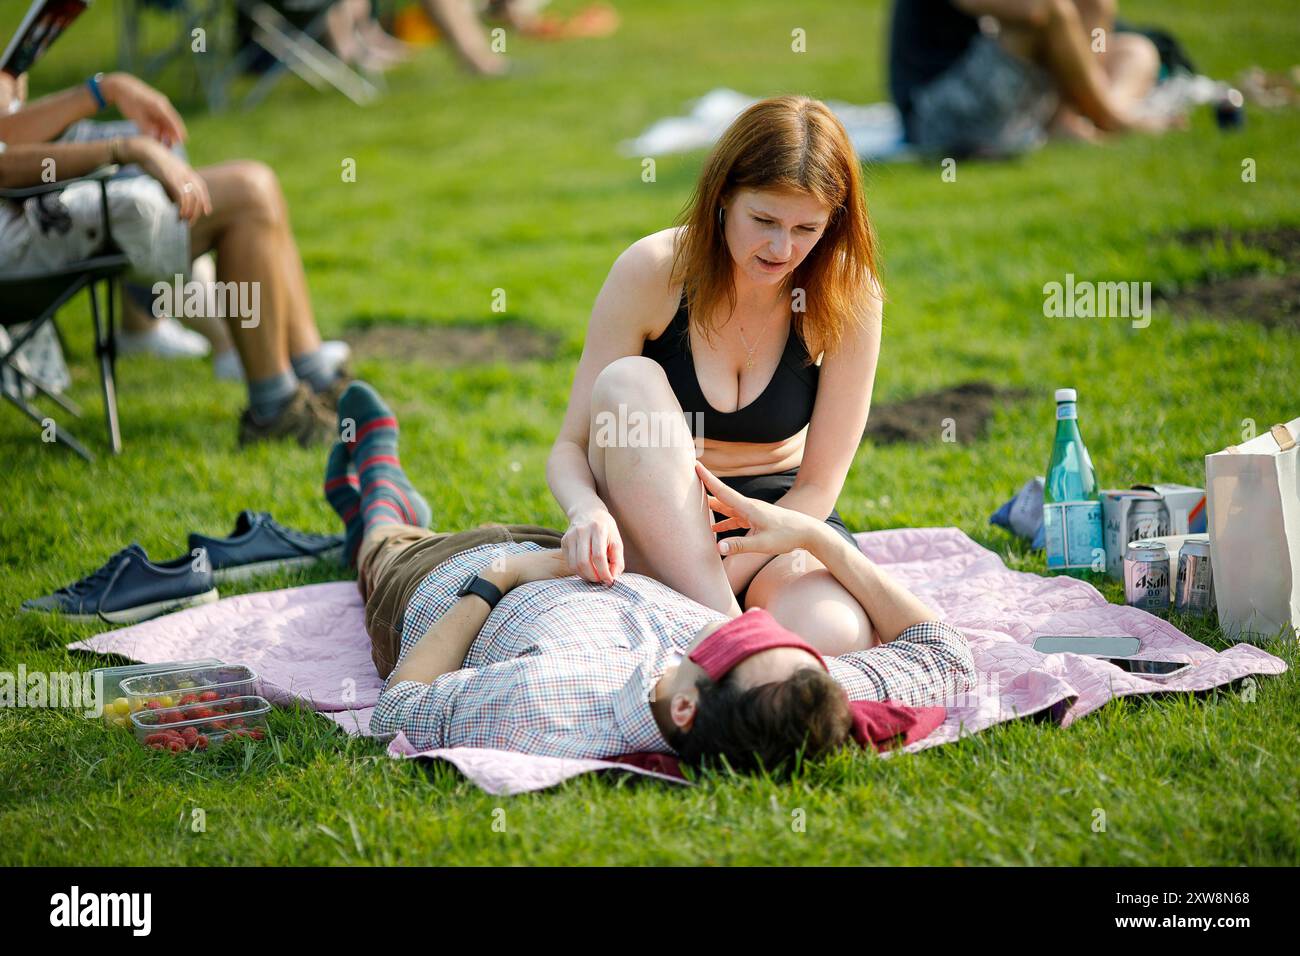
[357,523,564,680]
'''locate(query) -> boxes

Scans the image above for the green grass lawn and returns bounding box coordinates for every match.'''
[2,0,1298,865]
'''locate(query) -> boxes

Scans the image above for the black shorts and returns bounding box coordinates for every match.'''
[714,469,857,550]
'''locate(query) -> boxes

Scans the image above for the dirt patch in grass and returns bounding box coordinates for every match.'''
[863,381,1027,446]
[1162,226,1300,330]
[1162,273,1300,330]
[342,320,560,365]
[1175,225,1300,263]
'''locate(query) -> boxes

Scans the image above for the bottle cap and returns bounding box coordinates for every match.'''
[1055,388,1077,403]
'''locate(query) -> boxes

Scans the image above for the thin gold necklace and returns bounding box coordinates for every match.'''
[736,322,770,370]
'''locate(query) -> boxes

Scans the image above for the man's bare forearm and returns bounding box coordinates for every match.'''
[387,591,494,685]
[0,83,99,146]
[0,139,123,189]
[388,565,516,685]
[804,523,939,643]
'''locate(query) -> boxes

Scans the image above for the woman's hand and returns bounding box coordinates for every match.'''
[121,137,211,225]
[101,73,187,146]
[696,462,826,558]
[561,505,625,585]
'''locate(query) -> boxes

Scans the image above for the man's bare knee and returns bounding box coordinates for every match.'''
[225,160,287,227]
[1111,33,1160,79]
[1070,0,1116,30]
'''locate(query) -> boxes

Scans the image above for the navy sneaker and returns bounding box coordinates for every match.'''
[21,544,219,625]
[189,511,344,584]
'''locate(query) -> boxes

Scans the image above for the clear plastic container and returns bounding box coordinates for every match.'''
[131,695,271,752]
[92,658,223,728]
[119,664,259,713]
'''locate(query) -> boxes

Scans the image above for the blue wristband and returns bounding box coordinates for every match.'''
[86,72,107,111]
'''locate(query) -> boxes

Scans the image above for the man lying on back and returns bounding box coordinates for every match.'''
[325,382,975,772]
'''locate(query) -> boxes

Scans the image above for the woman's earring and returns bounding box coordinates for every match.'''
[718,206,725,228]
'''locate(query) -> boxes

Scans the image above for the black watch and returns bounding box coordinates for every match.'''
[457,572,504,610]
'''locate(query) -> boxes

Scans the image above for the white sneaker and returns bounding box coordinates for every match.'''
[319,340,352,374]
[118,316,212,359]
[213,348,245,382]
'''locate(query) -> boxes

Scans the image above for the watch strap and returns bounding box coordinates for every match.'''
[457,573,503,610]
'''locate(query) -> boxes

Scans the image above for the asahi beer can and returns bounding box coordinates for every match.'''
[1125,541,1170,612]
[1174,538,1215,616]
[1129,498,1171,541]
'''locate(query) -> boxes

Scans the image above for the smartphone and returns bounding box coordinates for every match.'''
[1033,635,1141,657]
[1098,657,1191,678]
[1031,636,1191,679]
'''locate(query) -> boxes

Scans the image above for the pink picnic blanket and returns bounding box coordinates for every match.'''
[69,527,1287,795]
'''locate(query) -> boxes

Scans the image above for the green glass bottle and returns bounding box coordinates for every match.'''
[1042,388,1103,577]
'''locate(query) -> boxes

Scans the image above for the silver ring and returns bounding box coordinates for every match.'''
[182,182,194,194]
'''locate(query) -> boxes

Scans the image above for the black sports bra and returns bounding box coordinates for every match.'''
[640,296,819,443]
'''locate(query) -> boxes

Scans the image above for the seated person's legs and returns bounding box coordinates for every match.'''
[992,0,1163,133]
[188,160,350,444]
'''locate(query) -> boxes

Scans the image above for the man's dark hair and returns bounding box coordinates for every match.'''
[671,667,853,774]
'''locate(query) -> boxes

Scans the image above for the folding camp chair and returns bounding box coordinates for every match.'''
[229,0,380,110]
[117,0,377,111]
[0,167,130,462]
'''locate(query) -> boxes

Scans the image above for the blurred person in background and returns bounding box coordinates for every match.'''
[0,70,350,447]
[889,0,1173,157]
[415,0,508,75]
[325,0,414,72]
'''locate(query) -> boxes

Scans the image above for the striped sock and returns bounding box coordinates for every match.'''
[338,382,430,534]
[323,442,363,568]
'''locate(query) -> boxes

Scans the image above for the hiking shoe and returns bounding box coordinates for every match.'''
[314,361,354,412]
[20,544,218,625]
[238,383,335,448]
[190,510,344,584]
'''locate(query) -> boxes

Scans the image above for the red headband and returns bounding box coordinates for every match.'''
[688,608,827,680]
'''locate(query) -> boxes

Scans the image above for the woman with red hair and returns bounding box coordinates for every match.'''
[547,95,885,655]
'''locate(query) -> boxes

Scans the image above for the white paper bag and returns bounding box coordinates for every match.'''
[1205,417,1300,642]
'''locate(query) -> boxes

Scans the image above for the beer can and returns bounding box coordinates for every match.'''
[1129,498,1171,541]
[1124,541,1170,612]
[1174,538,1215,616]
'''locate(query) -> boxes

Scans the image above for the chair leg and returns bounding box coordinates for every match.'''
[91,278,123,454]
[1,385,94,462]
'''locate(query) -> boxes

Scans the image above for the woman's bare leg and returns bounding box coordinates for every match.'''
[586,357,741,616]
[743,551,875,656]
